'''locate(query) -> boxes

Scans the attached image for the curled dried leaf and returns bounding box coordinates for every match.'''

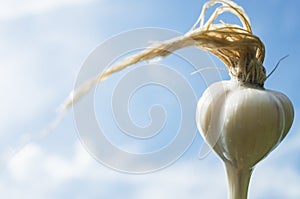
[62,0,266,109]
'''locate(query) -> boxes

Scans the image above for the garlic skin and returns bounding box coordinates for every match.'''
[196,79,294,169]
[196,79,294,199]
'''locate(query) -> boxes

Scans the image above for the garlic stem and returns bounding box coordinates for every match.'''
[225,163,253,199]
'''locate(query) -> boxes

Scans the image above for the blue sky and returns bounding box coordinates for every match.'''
[0,0,300,198]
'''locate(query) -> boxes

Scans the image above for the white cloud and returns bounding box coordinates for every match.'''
[1,142,227,199]
[0,0,96,20]
[1,139,299,199]
[0,60,58,132]
[1,143,91,199]
[251,165,300,199]
[1,110,299,199]
[0,0,101,134]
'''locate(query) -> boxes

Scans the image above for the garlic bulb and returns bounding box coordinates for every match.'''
[196,79,294,168]
[196,78,294,198]
[192,0,295,198]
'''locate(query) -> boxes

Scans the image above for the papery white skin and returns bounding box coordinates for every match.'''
[196,78,294,199]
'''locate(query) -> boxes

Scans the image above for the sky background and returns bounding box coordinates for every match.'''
[0,0,300,198]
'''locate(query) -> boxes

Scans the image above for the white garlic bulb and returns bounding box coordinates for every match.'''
[196,78,294,198]
[196,79,294,169]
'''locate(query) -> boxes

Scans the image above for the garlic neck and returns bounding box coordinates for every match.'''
[225,163,253,199]
[229,58,266,87]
